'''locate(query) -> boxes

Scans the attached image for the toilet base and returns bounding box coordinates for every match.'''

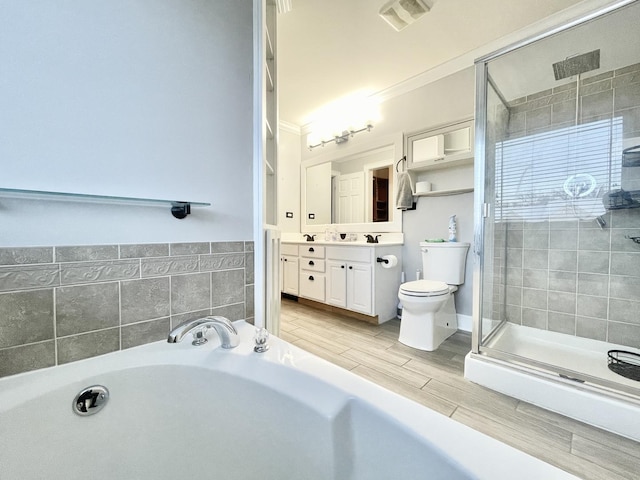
[398,296,458,351]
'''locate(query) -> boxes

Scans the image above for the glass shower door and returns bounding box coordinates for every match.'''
[473,0,640,397]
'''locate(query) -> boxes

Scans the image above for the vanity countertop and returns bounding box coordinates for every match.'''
[283,240,403,247]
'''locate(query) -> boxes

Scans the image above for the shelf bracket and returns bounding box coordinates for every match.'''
[171,202,191,219]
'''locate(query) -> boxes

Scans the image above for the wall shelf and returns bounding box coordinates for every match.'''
[0,187,210,219]
[415,187,474,197]
[405,119,474,172]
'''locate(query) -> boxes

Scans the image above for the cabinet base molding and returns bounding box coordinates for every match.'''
[297,297,378,325]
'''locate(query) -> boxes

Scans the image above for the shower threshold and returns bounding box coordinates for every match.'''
[465,323,640,442]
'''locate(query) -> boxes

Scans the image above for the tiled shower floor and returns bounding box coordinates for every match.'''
[486,322,640,393]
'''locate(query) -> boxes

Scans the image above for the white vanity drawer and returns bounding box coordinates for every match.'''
[326,246,372,263]
[299,273,325,302]
[300,245,325,258]
[300,258,325,272]
[281,243,299,256]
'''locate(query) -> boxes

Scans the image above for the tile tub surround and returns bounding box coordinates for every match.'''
[488,62,640,348]
[0,241,254,378]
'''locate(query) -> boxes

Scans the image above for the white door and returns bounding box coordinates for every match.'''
[337,172,365,224]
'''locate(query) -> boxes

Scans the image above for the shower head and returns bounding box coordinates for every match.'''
[552,49,600,80]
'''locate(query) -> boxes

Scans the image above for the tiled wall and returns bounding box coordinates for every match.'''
[490,63,640,348]
[0,241,254,378]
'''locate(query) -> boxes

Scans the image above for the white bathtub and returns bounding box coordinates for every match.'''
[0,321,578,480]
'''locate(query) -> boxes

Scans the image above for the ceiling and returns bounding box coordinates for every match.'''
[276,0,590,127]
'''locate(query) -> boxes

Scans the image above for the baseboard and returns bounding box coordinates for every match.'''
[297,297,379,325]
[457,314,472,333]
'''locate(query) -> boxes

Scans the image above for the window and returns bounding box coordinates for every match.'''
[495,117,623,222]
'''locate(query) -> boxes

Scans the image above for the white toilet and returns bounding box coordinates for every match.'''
[398,242,469,351]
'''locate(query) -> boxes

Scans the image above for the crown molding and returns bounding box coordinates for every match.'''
[279,120,301,135]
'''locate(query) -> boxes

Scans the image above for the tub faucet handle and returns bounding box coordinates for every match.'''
[254,327,270,353]
[192,327,208,346]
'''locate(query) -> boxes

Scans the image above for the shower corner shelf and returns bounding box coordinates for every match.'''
[608,350,640,382]
[0,187,210,219]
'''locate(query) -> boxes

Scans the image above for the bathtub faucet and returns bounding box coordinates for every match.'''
[167,316,239,348]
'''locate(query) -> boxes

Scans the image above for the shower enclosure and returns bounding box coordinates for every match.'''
[467,0,640,441]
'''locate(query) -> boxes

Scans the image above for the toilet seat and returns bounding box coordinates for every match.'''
[399,279,450,297]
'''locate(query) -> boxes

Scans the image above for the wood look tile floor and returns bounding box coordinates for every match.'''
[279,299,640,480]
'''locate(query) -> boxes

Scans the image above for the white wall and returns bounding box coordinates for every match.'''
[278,128,302,232]
[298,67,476,315]
[0,0,253,246]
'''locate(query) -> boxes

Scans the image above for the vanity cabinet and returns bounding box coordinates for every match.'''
[298,245,326,302]
[281,242,401,323]
[326,248,373,315]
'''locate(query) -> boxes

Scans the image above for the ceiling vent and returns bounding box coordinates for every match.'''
[276,0,292,14]
[379,0,431,31]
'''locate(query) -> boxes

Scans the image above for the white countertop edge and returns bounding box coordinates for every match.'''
[283,240,404,246]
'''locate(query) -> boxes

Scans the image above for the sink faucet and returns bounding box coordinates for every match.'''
[303,234,316,242]
[364,234,380,244]
[167,316,239,348]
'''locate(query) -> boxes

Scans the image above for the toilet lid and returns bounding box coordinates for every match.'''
[400,280,449,296]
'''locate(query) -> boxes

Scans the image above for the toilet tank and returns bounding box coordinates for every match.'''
[420,242,470,285]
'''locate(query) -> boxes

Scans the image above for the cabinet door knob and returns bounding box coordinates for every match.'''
[309,260,314,266]
[348,266,353,270]
[309,247,315,252]
[341,265,345,269]
[284,258,287,262]
[309,275,314,281]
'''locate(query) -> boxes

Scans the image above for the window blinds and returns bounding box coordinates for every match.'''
[494,117,623,222]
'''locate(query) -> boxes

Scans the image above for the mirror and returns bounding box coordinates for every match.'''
[301,133,403,233]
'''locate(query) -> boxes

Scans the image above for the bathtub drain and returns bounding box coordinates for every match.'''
[73,385,109,416]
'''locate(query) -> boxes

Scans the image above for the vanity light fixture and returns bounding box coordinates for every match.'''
[308,124,374,150]
[379,0,431,32]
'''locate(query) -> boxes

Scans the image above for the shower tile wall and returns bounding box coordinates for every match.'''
[492,63,640,348]
[0,241,254,378]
